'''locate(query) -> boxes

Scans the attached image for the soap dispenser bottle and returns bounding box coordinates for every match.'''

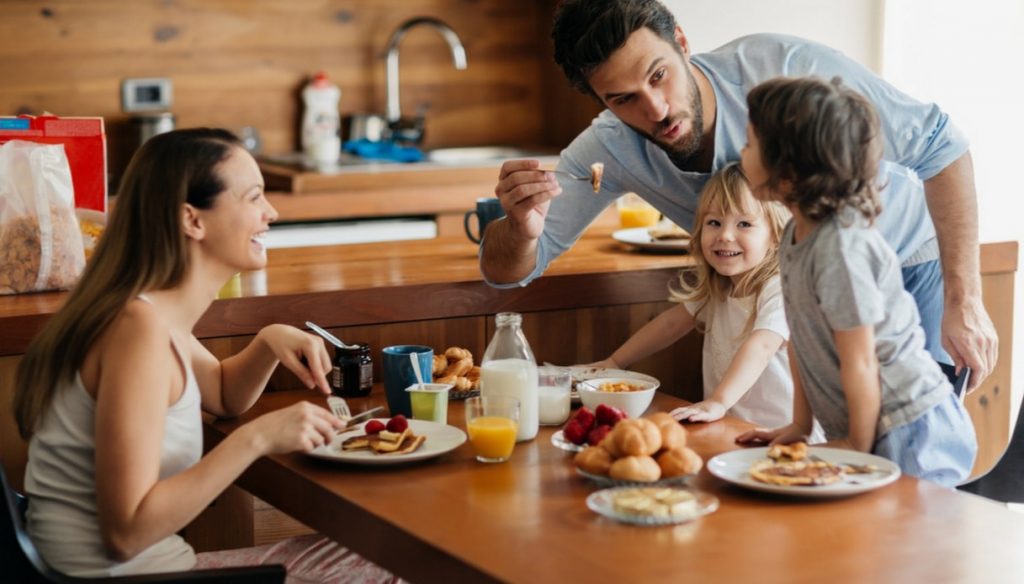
[301,71,341,165]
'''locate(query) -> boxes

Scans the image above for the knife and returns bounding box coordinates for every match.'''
[339,406,385,432]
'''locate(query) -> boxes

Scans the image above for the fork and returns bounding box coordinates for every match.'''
[551,169,591,182]
[327,396,351,420]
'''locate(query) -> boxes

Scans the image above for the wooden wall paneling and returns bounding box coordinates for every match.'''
[534,0,604,148]
[508,303,704,403]
[0,0,555,184]
[324,316,488,382]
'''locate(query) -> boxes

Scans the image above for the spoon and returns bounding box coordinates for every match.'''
[409,352,426,389]
[305,321,359,350]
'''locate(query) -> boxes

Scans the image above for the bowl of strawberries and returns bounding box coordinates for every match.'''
[552,404,628,452]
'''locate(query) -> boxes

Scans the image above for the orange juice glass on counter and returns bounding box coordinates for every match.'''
[617,192,660,228]
[465,396,520,463]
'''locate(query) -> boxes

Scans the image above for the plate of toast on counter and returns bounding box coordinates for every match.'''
[612,224,691,253]
[308,418,467,466]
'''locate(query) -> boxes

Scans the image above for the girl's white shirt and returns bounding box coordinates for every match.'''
[686,276,825,441]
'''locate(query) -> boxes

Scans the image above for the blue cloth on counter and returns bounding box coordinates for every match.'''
[342,139,424,162]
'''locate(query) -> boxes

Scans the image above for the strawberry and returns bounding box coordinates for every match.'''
[364,420,386,434]
[595,403,626,427]
[562,419,588,445]
[572,407,596,432]
[587,424,612,446]
[386,415,408,433]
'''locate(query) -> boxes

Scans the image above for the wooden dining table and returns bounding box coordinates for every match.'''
[205,388,1024,584]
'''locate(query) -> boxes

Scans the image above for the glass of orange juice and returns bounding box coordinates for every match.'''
[465,396,520,463]
[617,192,660,228]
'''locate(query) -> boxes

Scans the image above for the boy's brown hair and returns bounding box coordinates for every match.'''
[746,76,882,222]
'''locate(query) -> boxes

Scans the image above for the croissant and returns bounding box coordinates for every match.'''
[575,446,613,476]
[656,447,703,478]
[450,376,473,391]
[432,354,448,377]
[609,419,663,457]
[441,357,473,378]
[646,412,687,451]
[609,455,661,482]
[444,346,473,362]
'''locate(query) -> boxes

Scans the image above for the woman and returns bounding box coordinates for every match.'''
[14,128,399,582]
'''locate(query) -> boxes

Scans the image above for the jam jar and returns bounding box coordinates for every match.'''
[331,343,373,397]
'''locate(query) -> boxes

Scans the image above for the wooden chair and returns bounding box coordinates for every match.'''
[1,462,285,584]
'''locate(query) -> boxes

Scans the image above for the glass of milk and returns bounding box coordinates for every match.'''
[537,365,572,425]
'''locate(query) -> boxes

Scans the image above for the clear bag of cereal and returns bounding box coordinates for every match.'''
[0,140,85,294]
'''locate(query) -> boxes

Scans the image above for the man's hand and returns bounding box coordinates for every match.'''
[942,296,998,392]
[494,159,562,240]
[480,160,563,284]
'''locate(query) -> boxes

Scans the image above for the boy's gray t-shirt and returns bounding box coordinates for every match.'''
[779,209,950,440]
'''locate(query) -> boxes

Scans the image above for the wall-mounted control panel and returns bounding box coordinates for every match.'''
[121,78,173,112]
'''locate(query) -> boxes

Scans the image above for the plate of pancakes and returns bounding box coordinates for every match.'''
[612,226,690,253]
[307,418,467,466]
[707,444,900,498]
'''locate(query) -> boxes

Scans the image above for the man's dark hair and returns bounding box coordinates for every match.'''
[552,0,678,99]
[747,76,882,222]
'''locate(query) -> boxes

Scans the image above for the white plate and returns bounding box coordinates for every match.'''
[612,227,690,253]
[551,430,586,453]
[577,467,693,488]
[307,418,467,466]
[587,487,718,526]
[707,446,901,498]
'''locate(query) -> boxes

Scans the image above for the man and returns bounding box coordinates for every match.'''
[479,0,996,390]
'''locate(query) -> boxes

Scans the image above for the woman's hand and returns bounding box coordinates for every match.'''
[258,324,332,394]
[671,400,727,423]
[245,401,344,455]
[580,358,620,369]
[735,423,807,446]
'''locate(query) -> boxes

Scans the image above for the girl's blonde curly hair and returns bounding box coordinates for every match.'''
[670,162,790,334]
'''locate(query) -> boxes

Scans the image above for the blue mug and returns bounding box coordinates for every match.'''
[464,197,506,244]
[382,345,434,417]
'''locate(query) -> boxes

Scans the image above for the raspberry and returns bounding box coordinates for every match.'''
[386,415,409,433]
[364,420,386,434]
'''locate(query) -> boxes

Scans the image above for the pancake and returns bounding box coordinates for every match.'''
[749,459,844,487]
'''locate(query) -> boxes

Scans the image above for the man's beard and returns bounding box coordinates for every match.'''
[630,65,705,169]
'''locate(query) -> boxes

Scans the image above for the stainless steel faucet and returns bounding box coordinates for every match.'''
[385,17,467,126]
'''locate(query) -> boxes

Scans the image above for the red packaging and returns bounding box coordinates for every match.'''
[0,115,107,212]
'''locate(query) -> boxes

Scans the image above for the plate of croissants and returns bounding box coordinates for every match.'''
[574,412,703,487]
[431,346,481,400]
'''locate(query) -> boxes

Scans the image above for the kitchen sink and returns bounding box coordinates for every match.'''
[258,145,558,174]
[425,146,558,165]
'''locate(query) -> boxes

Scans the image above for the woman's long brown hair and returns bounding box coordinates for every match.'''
[13,128,240,438]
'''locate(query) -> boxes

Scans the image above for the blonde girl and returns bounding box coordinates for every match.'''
[14,129,398,581]
[594,163,812,433]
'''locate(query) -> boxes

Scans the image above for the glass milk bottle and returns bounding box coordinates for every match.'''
[480,312,539,441]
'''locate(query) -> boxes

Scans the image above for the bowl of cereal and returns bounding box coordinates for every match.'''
[75,208,106,261]
[578,377,659,418]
